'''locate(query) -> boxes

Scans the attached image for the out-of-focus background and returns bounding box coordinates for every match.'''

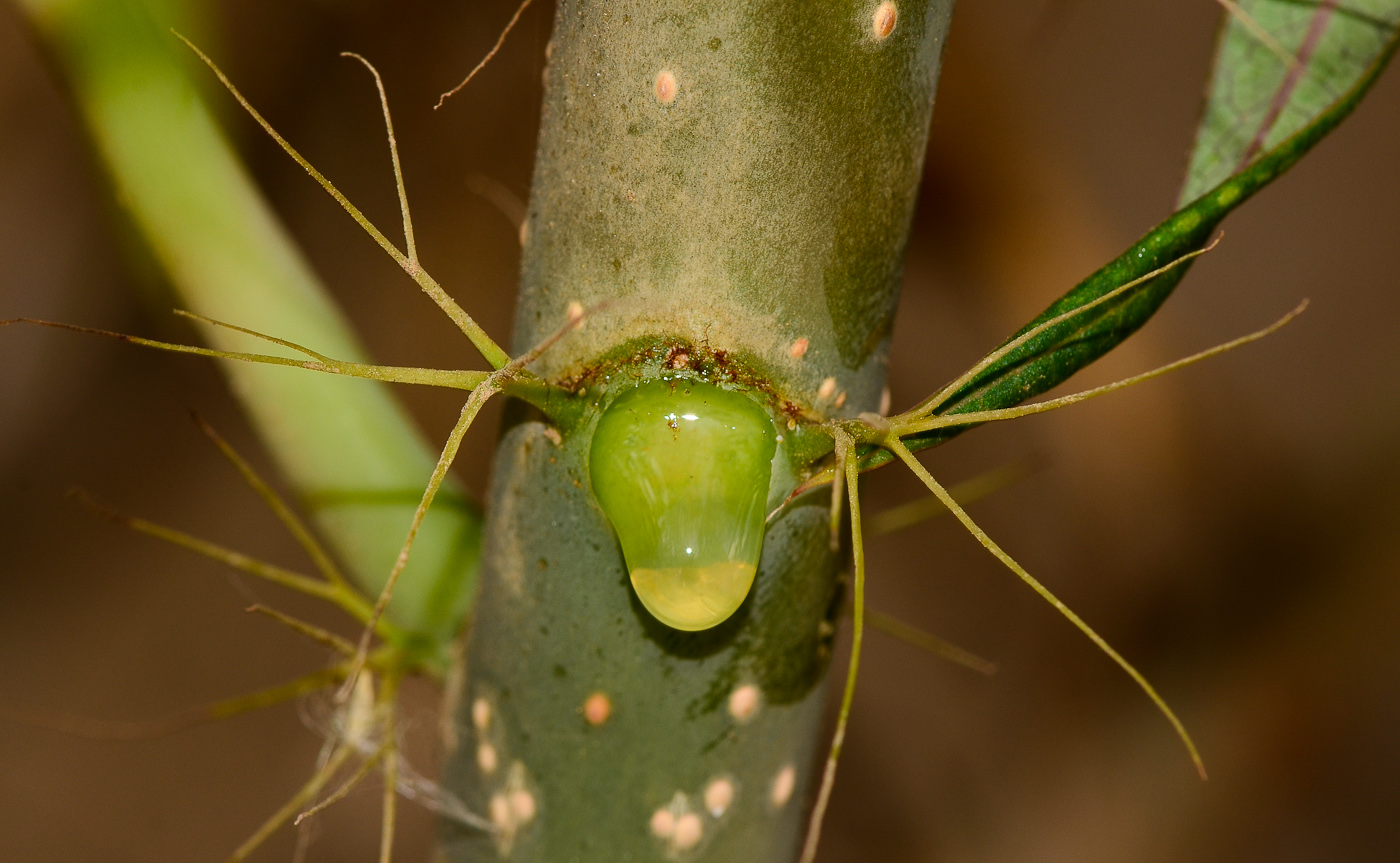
[2,0,1398,860]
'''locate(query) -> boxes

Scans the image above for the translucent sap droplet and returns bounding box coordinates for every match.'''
[589,379,777,631]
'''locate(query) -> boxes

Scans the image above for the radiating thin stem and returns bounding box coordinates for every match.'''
[783,290,1299,506]
[0,666,344,740]
[342,53,417,265]
[296,743,388,825]
[828,440,848,551]
[173,309,332,361]
[340,382,501,700]
[175,34,511,369]
[227,744,356,862]
[868,458,1036,537]
[865,608,998,676]
[4,318,486,390]
[379,704,400,863]
[73,490,334,601]
[435,0,535,109]
[883,436,1207,780]
[192,413,350,590]
[70,490,389,631]
[894,301,1306,436]
[903,237,1220,419]
[187,665,350,724]
[292,739,338,863]
[800,428,865,863]
[247,605,356,656]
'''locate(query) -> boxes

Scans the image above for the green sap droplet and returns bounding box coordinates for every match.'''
[589,379,777,631]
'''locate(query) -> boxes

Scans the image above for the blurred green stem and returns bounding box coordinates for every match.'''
[19,0,482,643]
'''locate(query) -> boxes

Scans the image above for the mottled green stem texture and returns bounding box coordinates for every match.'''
[444,2,954,860]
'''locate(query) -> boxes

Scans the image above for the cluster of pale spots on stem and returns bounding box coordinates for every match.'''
[795,233,1311,863]
[487,762,540,855]
[515,0,910,408]
[466,683,539,853]
[643,687,766,855]
[648,777,739,858]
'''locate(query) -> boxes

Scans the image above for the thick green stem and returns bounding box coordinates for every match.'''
[445,2,955,859]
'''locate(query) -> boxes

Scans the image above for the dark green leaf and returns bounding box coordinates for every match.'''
[872,22,1398,472]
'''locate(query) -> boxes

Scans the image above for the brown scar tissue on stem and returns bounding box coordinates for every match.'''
[510,788,537,823]
[704,777,735,817]
[872,1,898,40]
[583,692,612,726]
[650,807,675,838]
[770,764,796,808]
[728,684,761,723]
[654,69,678,103]
[673,812,703,850]
[472,696,491,731]
[477,742,500,775]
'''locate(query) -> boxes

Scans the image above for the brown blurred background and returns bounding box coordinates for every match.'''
[2,0,1398,860]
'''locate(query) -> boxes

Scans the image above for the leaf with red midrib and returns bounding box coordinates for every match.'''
[1181,0,1400,206]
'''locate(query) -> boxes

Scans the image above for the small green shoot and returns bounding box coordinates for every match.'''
[868,458,1038,537]
[865,609,998,677]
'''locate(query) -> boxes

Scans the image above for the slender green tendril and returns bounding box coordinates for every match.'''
[800,428,866,863]
[882,435,1208,780]
[174,32,511,370]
